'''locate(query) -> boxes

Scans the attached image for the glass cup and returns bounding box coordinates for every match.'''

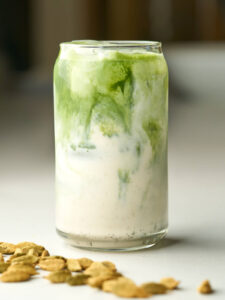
[53,40,168,251]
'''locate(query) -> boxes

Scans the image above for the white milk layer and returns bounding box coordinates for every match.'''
[55,126,167,240]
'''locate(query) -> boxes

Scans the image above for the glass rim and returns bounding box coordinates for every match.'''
[60,40,162,50]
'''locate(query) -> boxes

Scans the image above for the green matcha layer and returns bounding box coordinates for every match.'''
[54,41,168,159]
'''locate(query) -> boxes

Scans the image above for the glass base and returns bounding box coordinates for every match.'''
[56,228,168,252]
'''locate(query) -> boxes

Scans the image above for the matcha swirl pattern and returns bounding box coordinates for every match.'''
[54,41,168,245]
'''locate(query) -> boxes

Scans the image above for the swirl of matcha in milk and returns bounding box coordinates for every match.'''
[54,44,168,159]
[54,41,168,242]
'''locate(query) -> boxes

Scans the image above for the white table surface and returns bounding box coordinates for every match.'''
[0,94,224,299]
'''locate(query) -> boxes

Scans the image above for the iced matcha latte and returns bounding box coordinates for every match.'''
[54,41,168,250]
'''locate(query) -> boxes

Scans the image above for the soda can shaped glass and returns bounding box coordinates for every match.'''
[53,40,168,251]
